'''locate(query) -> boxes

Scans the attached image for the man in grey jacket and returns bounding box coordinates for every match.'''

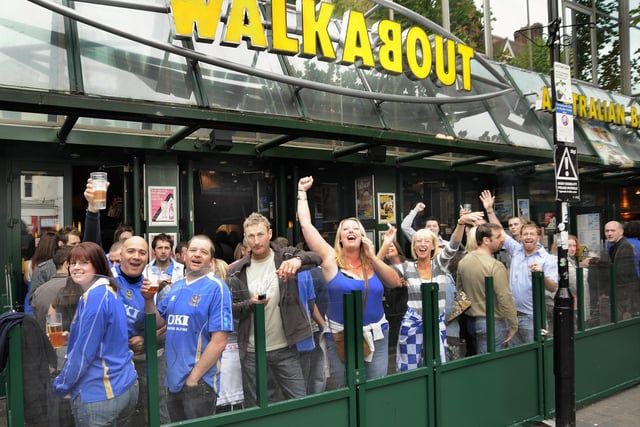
[227,212,321,408]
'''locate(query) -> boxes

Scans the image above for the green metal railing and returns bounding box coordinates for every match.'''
[4,269,640,426]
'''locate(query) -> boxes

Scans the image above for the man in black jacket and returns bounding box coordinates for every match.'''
[605,220,640,319]
[227,212,321,408]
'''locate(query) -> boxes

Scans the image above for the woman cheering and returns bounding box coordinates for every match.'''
[297,176,402,386]
[53,242,138,426]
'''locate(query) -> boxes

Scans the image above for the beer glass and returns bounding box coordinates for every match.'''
[46,313,64,349]
[90,171,108,210]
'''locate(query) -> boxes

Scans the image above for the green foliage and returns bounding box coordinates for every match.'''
[390,0,485,49]
[572,0,638,92]
[508,38,551,74]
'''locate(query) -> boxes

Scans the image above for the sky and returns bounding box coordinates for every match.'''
[473,0,551,39]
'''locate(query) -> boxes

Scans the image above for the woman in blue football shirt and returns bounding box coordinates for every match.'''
[53,242,138,426]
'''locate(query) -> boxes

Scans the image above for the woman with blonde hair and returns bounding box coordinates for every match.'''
[297,176,402,387]
[567,235,591,322]
[397,209,483,369]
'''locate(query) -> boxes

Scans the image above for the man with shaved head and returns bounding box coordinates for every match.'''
[604,221,640,320]
[114,236,169,424]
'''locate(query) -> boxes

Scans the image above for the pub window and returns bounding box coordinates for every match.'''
[24,174,33,198]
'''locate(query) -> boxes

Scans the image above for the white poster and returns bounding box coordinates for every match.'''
[576,213,601,256]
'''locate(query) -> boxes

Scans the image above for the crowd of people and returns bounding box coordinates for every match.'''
[20,176,640,426]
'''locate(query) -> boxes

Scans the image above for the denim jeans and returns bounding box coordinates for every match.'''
[510,314,534,347]
[242,346,306,408]
[299,331,327,395]
[72,380,138,427]
[327,328,389,389]
[466,317,510,353]
[166,380,216,422]
[133,352,170,425]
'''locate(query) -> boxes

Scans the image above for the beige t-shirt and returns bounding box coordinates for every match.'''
[246,251,288,352]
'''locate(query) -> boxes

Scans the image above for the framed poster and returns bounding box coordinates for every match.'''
[378,230,388,249]
[494,187,514,222]
[576,213,601,256]
[517,199,530,223]
[365,230,375,246]
[148,186,177,227]
[377,193,396,224]
[355,176,375,220]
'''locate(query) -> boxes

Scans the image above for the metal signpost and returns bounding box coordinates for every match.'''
[548,1,580,425]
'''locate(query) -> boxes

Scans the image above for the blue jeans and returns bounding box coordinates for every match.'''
[299,331,327,395]
[167,380,216,422]
[133,352,170,425]
[510,314,534,347]
[327,328,389,389]
[72,380,138,427]
[242,346,306,407]
[466,317,510,353]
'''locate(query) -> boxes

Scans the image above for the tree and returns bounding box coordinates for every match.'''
[391,0,485,50]
[572,0,639,93]
[508,37,551,74]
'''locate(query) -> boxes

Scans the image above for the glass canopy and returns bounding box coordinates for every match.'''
[1,0,638,173]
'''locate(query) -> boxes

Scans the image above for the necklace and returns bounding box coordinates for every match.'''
[348,262,361,269]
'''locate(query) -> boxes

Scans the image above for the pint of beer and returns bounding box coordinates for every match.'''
[90,171,108,210]
[47,313,65,349]
[147,266,161,294]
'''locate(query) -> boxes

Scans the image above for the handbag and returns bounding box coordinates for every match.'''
[332,267,372,363]
[446,290,471,323]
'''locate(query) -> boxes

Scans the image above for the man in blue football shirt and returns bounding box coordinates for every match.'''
[143,234,233,422]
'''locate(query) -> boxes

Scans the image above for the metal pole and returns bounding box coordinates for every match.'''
[549,0,576,425]
[483,0,493,59]
[526,0,533,70]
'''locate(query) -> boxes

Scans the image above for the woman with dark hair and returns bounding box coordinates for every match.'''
[376,230,408,369]
[53,242,138,427]
[23,231,58,314]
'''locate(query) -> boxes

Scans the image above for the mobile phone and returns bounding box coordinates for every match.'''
[258,294,266,300]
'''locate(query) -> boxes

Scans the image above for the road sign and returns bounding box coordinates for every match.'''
[554,143,580,201]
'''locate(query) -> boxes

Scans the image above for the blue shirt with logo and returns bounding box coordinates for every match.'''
[157,273,233,392]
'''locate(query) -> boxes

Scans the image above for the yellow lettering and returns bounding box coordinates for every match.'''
[373,20,403,75]
[170,0,224,42]
[221,0,267,49]
[458,44,474,91]
[588,98,597,120]
[608,102,617,124]
[616,104,625,125]
[631,107,639,128]
[339,11,374,67]
[404,27,431,80]
[299,0,336,60]
[597,99,605,121]
[434,35,456,86]
[578,95,587,119]
[268,0,298,54]
[541,87,552,111]
[572,93,579,116]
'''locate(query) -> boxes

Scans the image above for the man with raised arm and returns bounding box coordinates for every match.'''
[480,190,557,345]
[457,223,518,353]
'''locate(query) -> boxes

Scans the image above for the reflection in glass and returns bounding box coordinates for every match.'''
[21,173,65,238]
[1,2,69,91]
[75,3,195,103]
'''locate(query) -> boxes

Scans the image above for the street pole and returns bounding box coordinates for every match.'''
[548,0,576,425]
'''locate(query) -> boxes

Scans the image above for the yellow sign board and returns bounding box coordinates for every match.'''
[539,86,639,129]
[169,0,475,91]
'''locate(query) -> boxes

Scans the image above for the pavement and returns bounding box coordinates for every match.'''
[537,384,640,426]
